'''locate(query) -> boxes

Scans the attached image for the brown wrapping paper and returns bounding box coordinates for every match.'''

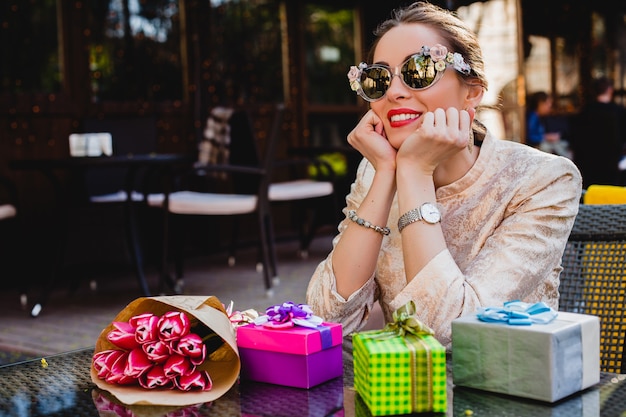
[90,295,240,406]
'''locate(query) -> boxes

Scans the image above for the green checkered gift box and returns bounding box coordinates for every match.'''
[353,301,447,416]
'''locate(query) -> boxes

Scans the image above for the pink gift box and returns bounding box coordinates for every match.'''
[237,322,343,388]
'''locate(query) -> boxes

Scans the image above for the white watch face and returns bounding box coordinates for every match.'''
[421,203,441,224]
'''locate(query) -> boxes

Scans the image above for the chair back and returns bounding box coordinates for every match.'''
[559,204,626,373]
[228,108,262,194]
[192,104,284,196]
[257,103,286,195]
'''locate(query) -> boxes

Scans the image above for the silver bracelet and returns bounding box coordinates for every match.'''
[347,210,390,236]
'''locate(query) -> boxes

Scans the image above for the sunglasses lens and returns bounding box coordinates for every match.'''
[401,56,440,89]
[361,67,391,101]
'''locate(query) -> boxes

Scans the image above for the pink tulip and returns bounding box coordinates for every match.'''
[158,311,191,341]
[93,349,126,379]
[107,321,140,350]
[104,351,137,385]
[131,313,160,344]
[139,364,175,389]
[124,347,153,378]
[143,340,171,363]
[176,369,213,391]
[105,372,137,385]
[172,333,206,365]
[163,353,194,378]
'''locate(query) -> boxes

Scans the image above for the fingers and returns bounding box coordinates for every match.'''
[422,108,471,148]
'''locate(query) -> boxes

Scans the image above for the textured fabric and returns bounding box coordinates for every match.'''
[306,131,583,349]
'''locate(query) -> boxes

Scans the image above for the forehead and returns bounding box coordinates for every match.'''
[373,23,447,64]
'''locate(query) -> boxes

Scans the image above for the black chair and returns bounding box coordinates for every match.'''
[559,203,626,373]
[0,174,26,308]
[148,104,285,296]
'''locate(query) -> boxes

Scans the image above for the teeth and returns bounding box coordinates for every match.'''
[390,113,418,122]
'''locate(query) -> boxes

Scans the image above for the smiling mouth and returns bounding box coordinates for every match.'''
[390,113,419,123]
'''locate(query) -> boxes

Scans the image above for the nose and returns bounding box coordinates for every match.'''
[385,66,410,99]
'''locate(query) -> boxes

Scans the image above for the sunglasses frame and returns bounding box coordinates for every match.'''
[359,56,446,102]
[347,44,472,103]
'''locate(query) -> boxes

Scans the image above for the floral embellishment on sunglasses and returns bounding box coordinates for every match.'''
[347,44,472,102]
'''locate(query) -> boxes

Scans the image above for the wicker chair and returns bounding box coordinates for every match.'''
[559,203,626,374]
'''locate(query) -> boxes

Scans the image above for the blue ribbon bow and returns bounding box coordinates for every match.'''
[476,300,558,325]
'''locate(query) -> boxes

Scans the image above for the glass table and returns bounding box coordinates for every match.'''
[1,347,625,416]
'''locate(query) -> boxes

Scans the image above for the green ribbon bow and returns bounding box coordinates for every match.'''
[378,300,434,338]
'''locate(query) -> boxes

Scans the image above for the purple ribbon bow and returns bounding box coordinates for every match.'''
[254,301,333,349]
[254,301,323,329]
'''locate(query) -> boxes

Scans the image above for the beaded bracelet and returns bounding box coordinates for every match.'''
[347,210,390,236]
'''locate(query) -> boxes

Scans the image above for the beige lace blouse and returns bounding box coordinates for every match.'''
[306,131,583,349]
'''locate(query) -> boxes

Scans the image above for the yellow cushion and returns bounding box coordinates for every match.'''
[583,185,626,205]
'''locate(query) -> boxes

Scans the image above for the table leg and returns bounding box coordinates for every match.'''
[123,167,152,296]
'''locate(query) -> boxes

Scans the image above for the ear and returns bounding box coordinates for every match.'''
[464,83,484,109]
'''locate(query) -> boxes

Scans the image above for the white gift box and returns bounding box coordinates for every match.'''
[69,132,113,157]
[451,311,600,402]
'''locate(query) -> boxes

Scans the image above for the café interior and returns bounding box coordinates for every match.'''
[3,0,626,415]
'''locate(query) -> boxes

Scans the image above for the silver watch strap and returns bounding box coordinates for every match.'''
[397,207,423,232]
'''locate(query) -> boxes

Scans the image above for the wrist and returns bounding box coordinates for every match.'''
[396,164,434,190]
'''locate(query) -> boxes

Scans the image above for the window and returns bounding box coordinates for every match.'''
[0,1,61,93]
[87,0,183,102]
[205,0,283,105]
[304,5,357,105]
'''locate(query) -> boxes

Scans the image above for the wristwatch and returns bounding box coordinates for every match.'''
[398,202,441,232]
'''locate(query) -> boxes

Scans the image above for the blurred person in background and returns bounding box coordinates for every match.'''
[526,91,572,158]
[571,76,626,188]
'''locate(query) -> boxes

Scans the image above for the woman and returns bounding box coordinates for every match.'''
[305,1,582,349]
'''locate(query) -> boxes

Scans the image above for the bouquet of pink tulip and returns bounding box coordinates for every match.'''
[91,296,240,407]
[93,310,213,391]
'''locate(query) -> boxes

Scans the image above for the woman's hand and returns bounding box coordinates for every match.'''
[347,109,397,172]
[397,107,475,176]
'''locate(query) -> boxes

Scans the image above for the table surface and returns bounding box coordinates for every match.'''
[1,348,625,417]
[9,153,193,169]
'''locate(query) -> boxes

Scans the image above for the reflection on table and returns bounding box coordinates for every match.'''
[9,154,193,317]
[1,347,625,417]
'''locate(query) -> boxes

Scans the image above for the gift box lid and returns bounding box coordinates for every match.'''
[452,310,599,336]
[237,322,342,355]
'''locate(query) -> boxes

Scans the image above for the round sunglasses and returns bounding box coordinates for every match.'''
[347,44,472,102]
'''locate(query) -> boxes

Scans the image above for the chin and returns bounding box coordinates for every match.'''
[387,137,404,150]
